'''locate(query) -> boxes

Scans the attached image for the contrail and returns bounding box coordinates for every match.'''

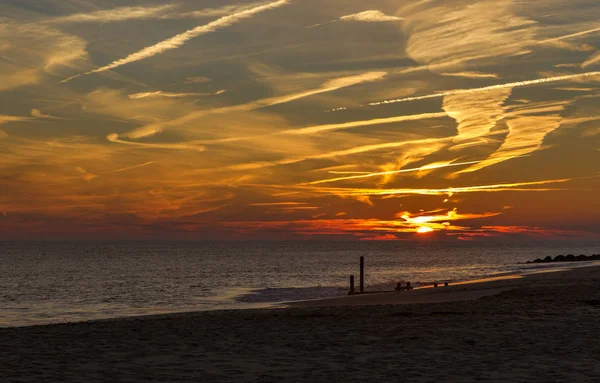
[62,0,289,83]
[305,156,528,185]
[366,71,600,107]
[537,26,600,45]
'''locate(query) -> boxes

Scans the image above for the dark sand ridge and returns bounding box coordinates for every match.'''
[2,265,600,382]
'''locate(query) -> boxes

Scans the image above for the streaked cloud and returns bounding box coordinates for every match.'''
[443,88,512,148]
[367,71,600,106]
[457,101,568,174]
[0,22,89,90]
[48,5,176,23]
[582,52,600,68]
[124,71,387,139]
[441,72,499,79]
[128,91,216,99]
[306,159,507,185]
[402,0,537,70]
[62,0,290,82]
[340,10,403,23]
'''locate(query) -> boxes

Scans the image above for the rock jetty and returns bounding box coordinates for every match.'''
[526,254,600,264]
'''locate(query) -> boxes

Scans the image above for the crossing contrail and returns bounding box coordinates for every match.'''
[366,71,600,107]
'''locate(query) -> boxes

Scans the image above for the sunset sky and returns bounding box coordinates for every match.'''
[1,0,599,240]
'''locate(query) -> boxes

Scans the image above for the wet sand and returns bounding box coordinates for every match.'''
[2,265,600,382]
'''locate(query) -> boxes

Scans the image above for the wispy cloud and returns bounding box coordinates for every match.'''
[122,71,387,139]
[184,76,211,84]
[49,2,277,23]
[106,133,205,151]
[303,178,575,198]
[62,0,290,82]
[456,101,569,174]
[402,0,537,70]
[537,26,600,46]
[443,88,512,148]
[204,111,446,144]
[0,115,31,125]
[249,202,310,206]
[225,138,449,171]
[367,71,600,106]
[102,162,156,174]
[48,5,176,23]
[305,158,513,185]
[582,52,600,68]
[1,23,89,90]
[307,9,402,28]
[441,71,499,79]
[128,91,217,99]
[340,10,403,23]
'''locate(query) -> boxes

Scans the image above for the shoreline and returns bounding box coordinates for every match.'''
[2,265,600,381]
[3,261,597,330]
[285,262,597,308]
[3,261,599,329]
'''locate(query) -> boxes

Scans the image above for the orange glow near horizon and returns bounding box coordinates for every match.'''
[417,226,435,234]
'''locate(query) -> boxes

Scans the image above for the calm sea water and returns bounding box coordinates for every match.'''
[1,241,598,327]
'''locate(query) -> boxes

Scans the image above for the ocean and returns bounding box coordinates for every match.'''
[1,241,598,327]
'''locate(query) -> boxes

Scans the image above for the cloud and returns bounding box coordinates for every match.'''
[128,91,216,99]
[306,159,503,185]
[184,76,211,84]
[401,0,537,70]
[48,2,279,23]
[537,26,600,46]
[205,111,446,144]
[102,162,156,175]
[125,71,387,140]
[367,71,600,107]
[457,101,569,174]
[48,5,176,23]
[304,178,575,198]
[106,133,205,151]
[443,88,512,148]
[340,11,403,23]
[225,137,449,171]
[441,72,499,79]
[30,109,63,120]
[454,226,597,239]
[0,23,89,90]
[249,202,310,206]
[62,0,290,82]
[0,115,31,125]
[219,208,502,238]
[76,167,98,182]
[582,52,600,68]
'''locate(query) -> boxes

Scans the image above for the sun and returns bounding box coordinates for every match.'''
[417,226,434,234]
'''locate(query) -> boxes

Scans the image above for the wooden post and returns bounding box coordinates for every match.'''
[349,275,355,295]
[359,256,365,293]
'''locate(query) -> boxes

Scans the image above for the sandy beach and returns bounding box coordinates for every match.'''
[2,265,600,382]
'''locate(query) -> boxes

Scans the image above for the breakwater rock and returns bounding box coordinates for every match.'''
[527,254,600,264]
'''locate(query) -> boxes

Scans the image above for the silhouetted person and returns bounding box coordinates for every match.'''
[395,282,403,291]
